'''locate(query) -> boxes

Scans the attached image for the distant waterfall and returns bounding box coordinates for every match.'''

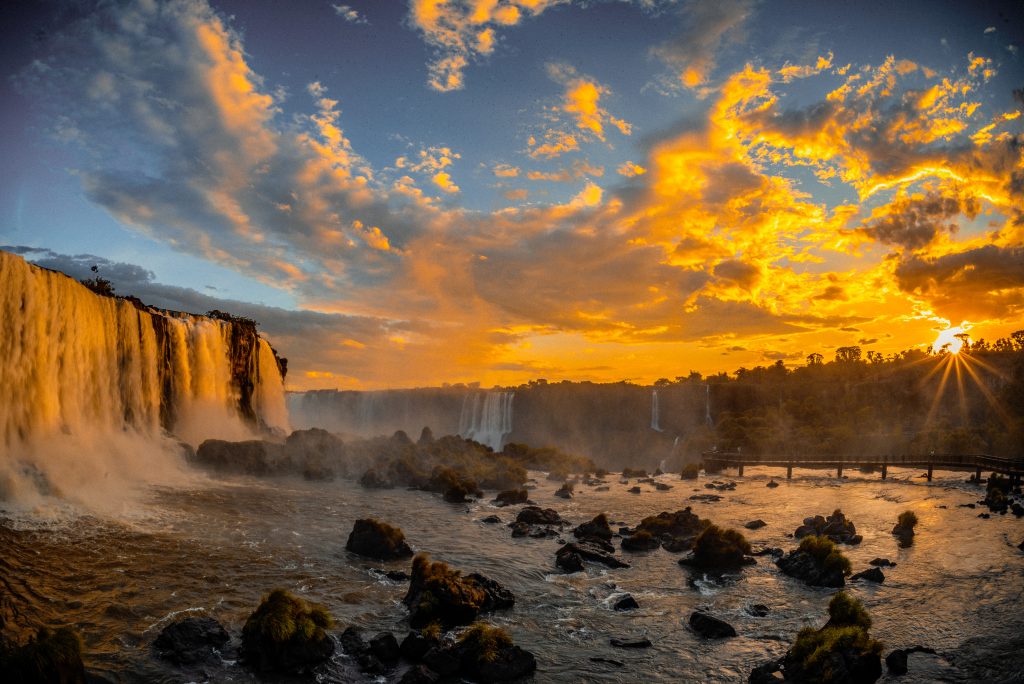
[651,389,662,431]
[705,384,713,427]
[459,391,514,451]
[0,250,289,507]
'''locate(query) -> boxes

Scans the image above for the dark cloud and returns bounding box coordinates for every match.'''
[860,191,979,250]
[815,284,847,301]
[895,244,1024,319]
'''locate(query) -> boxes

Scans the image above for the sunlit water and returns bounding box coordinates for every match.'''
[2,467,1023,683]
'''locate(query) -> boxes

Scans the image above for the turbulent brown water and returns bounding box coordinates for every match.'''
[2,467,1023,683]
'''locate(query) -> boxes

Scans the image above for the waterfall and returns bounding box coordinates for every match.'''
[0,250,289,509]
[459,391,513,451]
[705,384,713,427]
[651,389,662,431]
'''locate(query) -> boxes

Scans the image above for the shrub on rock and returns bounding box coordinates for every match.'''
[403,554,513,628]
[786,592,882,683]
[892,510,918,546]
[346,518,414,560]
[681,524,753,570]
[574,513,612,542]
[241,589,334,672]
[776,535,851,588]
[680,463,701,480]
[456,624,537,682]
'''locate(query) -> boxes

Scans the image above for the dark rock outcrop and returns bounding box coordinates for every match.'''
[744,519,767,530]
[402,554,514,628]
[610,637,651,648]
[678,524,754,571]
[776,536,850,588]
[454,624,537,682]
[241,589,334,672]
[514,506,564,526]
[0,627,87,684]
[346,518,413,560]
[493,489,529,506]
[556,541,629,573]
[153,616,230,665]
[851,567,885,583]
[574,513,613,542]
[885,646,936,676]
[794,509,861,545]
[689,611,736,638]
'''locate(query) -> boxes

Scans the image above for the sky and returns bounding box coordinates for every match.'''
[1,0,1023,390]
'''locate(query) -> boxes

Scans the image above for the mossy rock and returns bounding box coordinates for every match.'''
[0,627,87,684]
[347,518,414,560]
[455,624,537,682]
[241,589,334,672]
[776,535,852,588]
[403,554,513,628]
[785,593,883,683]
[686,524,753,569]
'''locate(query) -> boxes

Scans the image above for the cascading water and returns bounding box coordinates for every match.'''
[458,391,513,451]
[0,250,289,511]
[651,389,662,431]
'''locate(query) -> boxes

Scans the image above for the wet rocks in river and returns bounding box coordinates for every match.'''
[346,518,414,560]
[455,624,537,682]
[655,482,673,491]
[750,592,882,684]
[400,664,441,683]
[885,645,936,676]
[402,554,514,628]
[775,536,851,588]
[747,603,770,617]
[689,493,722,503]
[705,480,737,491]
[554,482,574,499]
[689,611,737,638]
[678,524,755,572]
[481,515,502,524]
[153,616,230,665]
[624,507,711,553]
[241,589,334,672]
[891,510,918,547]
[851,567,885,583]
[556,541,630,573]
[794,509,862,545]
[492,489,529,506]
[766,480,780,488]
[744,519,767,530]
[869,558,896,567]
[628,486,642,494]
[513,506,565,526]
[610,637,652,648]
[613,594,639,611]
[574,513,613,543]
[339,627,386,675]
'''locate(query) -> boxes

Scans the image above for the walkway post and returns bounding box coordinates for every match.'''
[881,455,887,480]
[787,462,792,479]
[927,464,933,481]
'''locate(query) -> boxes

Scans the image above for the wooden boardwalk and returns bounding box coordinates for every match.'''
[701,451,1024,483]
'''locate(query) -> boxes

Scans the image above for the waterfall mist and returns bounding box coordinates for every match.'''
[0,251,289,514]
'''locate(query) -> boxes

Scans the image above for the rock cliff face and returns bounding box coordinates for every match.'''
[0,249,289,450]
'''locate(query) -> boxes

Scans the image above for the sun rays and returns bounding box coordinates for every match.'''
[919,344,1013,436]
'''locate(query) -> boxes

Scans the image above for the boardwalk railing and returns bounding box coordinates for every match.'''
[700,451,1024,482]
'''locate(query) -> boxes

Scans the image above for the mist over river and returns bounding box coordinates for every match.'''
[3,466,1022,683]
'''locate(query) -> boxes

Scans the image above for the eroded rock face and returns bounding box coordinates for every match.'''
[574,514,613,542]
[153,616,230,665]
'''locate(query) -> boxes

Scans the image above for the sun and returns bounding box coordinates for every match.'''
[932,325,970,354]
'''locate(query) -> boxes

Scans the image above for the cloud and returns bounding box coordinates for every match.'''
[528,64,631,159]
[650,0,752,91]
[332,4,368,24]
[894,244,1024,321]
[858,190,979,250]
[492,163,520,178]
[617,161,647,177]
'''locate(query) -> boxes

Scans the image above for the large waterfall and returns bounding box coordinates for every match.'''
[458,391,514,451]
[0,250,289,510]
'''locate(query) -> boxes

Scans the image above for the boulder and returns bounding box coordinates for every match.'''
[153,616,230,665]
[241,589,334,672]
[851,567,885,583]
[869,558,895,567]
[422,646,461,676]
[628,486,642,494]
[748,604,770,617]
[514,506,564,526]
[346,518,413,560]
[402,554,514,628]
[339,627,385,675]
[574,513,613,542]
[369,632,401,663]
[744,519,767,530]
[481,515,502,524]
[400,631,435,662]
[766,480,779,488]
[193,439,290,476]
[678,524,754,571]
[689,611,736,638]
[775,537,849,588]
[655,482,673,491]
[554,483,574,499]
[493,489,529,506]
[556,542,630,572]
[794,509,860,544]
[621,530,662,552]
[613,595,639,611]
[455,625,537,682]
[885,646,936,676]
